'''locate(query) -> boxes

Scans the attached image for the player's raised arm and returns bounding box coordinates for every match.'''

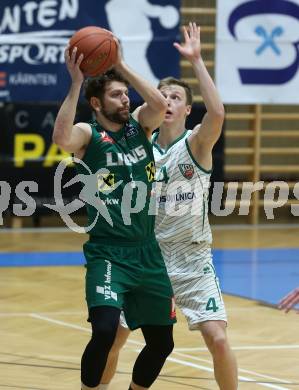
[112,39,168,138]
[175,22,224,168]
[53,46,91,154]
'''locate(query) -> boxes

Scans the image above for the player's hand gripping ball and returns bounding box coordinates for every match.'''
[69,26,118,76]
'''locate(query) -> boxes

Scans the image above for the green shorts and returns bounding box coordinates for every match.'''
[83,235,176,330]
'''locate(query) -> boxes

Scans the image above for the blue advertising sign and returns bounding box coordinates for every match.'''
[0,0,180,102]
[216,0,299,104]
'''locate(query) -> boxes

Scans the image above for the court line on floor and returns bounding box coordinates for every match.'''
[171,351,294,385]
[133,349,292,390]
[3,311,297,352]
[0,308,263,316]
[29,314,294,389]
[175,345,299,351]
[0,311,85,317]
[212,223,299,230]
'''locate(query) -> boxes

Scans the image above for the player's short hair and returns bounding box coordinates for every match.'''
[83,69,129,103]
[158,77,193,106]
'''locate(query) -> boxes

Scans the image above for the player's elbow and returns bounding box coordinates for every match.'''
[52,128,70,150]
[52,130,63,147]
[211,106,225,130]
[213,104,225,122]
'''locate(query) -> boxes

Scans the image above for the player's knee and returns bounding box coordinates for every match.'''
[89,307,120,353]
[91,325,116,352]
[208,334,229,357]
[162,336,174,357]
[147,331,174,358]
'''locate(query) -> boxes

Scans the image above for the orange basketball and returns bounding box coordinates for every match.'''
[69,26,118,77]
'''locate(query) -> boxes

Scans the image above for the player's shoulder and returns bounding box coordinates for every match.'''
[73,122,92,134]
[175,129,193,148]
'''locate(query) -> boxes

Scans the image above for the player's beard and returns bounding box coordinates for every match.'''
[101,104,130,125]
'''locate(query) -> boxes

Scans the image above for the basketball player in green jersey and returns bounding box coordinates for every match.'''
[100,23,238,390]
[53,39,176,390]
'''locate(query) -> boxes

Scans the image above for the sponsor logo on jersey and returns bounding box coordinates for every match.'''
[102,198,120,206]
[96,285,118,301]
[96,260,118,301]
[125,124,139,139]
[145,161,155,182]
[178,163,194,180]
[106,145,147,166]
[203,265,212,274]
[97,172,115,192]
[158,192,196,203]
[100,131,115,144]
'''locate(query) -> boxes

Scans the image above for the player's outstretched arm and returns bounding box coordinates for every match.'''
[278,287,299,313]
[112,39,168,138]
[175,23,224,167]
[53,47,91,153]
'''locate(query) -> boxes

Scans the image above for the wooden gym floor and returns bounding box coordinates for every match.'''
[0,227,299,389]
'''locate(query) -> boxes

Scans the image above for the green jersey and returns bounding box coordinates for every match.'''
[76,115,156,243]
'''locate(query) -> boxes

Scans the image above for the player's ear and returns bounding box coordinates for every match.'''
[90,96,101,112]
[185,105,192,116]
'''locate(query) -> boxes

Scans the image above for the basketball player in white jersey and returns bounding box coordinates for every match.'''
[100,22,238,390]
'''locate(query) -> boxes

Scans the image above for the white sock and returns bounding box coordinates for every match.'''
[98,385,109,390]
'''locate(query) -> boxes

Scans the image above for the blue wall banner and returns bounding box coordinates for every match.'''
[0,0,180,102]
[216,0,299,104]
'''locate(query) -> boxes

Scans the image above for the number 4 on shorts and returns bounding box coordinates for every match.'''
[206,297,219,312]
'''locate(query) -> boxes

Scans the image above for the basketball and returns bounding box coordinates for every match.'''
[69,26,118,77]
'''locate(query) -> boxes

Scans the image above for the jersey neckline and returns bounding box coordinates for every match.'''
[152,129,188,154]
[91,119,127,141]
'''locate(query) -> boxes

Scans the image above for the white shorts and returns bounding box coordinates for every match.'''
[159,241,227,330]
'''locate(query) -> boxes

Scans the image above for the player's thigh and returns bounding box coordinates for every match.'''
[124,242,176,330]
[171,270,227,329]
[83,242,140,311]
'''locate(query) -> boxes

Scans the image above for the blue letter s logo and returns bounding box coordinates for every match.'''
[228,0,299,84]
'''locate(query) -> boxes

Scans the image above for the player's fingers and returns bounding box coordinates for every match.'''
[278,296,292,307]
[113,37,122,58]
[71,46,77,63]
[189,22,194,38]
[284,299,298,313]
[182,26,189,42]
[64,46,70,62]
[76,53,84,66]
[191,22,197,37]
[195,23,200,39]
[113,36,120,45]
[173,42,183,52]
[279,293,297,309]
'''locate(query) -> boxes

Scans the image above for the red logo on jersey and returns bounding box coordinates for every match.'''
[100,131,115,143]
[179,163,194,180]
[170,297,176,319]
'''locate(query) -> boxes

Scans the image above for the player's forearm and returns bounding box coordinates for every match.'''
[191,58,224,118]
[115,61,167,113]
[53,82,82,146]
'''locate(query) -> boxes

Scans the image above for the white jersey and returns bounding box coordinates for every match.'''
[152,130,212,244]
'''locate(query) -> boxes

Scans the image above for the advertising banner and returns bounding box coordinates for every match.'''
[216,0,299,104]
[0,0,180,102]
